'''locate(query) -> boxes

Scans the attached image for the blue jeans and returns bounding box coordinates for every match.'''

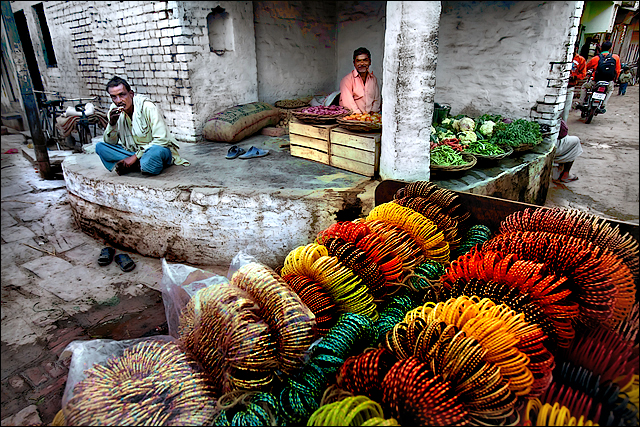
[618,82,628,95]
[95,142,173,175]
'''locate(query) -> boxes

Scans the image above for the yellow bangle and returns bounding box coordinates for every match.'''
[525,398,543,424]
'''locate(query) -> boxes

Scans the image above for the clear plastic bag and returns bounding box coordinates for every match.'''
[229,251,317,374]
[161,258,230,338]
[59,335,216,426]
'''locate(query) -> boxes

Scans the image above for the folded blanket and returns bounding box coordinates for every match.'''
[56,109,108,138]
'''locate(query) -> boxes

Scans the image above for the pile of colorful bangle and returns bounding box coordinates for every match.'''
[63,181,638,426]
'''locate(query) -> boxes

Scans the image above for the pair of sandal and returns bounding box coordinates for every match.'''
[553,174,579,183]
[98,247,136,272]
[226,145,270,159]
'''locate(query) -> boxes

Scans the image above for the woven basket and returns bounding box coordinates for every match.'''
[464,145,513,161]
[511,137,543,153]
[431,153,477,172]
[336,117,382,133]
[291,108,351,124]
[274,100,310,109]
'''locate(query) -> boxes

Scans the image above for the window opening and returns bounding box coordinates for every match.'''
[207,6,234,55]
[32,3,57,67]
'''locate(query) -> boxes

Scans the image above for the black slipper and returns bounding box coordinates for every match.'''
[98,247,115,266]
[114,254,136,272]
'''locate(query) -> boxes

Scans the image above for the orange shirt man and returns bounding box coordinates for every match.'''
[578,41,621,110]
[339,47,381,114]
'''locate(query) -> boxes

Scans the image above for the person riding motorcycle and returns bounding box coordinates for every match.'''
[576,41,621,114]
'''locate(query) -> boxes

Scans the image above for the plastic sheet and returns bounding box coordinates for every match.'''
[161,258,230,338]
[59,335,215,426]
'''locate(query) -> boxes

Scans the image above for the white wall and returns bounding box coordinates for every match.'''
[435,1,576,120]
[180,1,259,137]
[253,1,337,105]
[335,1,386,91]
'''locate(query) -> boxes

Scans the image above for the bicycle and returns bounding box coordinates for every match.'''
[70,97,98,153]
[34,90,65,149]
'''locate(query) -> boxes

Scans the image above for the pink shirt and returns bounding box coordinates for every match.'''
[339,69,381,114]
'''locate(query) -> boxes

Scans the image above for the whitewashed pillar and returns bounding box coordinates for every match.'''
[380,1,440,181]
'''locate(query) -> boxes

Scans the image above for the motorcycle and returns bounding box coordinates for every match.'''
[577,71,609,124]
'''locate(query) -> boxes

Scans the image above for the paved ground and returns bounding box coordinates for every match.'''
[0,84,637,425]
[544,84,639,224]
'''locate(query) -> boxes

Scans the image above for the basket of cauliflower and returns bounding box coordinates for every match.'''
[432,116,511,161]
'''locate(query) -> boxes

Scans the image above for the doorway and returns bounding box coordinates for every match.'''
[13,9,44,93]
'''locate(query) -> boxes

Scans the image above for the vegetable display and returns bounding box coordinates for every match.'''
[431,145,469,166]
[299,105,350,115]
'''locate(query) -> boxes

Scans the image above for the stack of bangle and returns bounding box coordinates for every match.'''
[324,237,388,300]
[483,230,634,327]
[499,206,638,279]
[307,395,398,426]
[64,340,216,426]
[316,221,372,246]
[281,273,338,336]
[211,390,278,426]
[524,398,598,426]
[394,196,464,251]
[365,219,426,271]
[178,283,277,394]
[231,262,317,375]
[277,313,376,425]
[366,202,449,262]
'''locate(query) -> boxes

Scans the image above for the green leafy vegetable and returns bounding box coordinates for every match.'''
[488,119,541,148]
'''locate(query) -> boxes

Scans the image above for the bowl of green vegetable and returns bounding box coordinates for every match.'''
[463,141,512,161]
[430,145,477,172]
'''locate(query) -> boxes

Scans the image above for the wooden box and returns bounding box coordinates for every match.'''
[329,127,381,177]
[289,117,338,165]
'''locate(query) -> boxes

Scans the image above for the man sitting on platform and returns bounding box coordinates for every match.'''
[339,47,381,115]
[95,76,189,175]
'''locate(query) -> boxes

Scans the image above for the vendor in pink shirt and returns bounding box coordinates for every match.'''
[339,47,381,114]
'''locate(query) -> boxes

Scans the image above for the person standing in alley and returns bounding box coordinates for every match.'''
[339,47,381,114]
[95,76,189,175]
[618,66,633,96]
[563,44,586,121]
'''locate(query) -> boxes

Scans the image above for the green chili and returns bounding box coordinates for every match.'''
[431,145,468,166]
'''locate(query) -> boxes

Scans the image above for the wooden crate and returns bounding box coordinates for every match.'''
[289,117,338,165]
[329,127,381,177]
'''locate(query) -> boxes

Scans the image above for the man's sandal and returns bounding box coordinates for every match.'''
[114,254,136,272]
[98,247,115,266]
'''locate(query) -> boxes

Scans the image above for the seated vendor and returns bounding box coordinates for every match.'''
[95,76,189,176]
[339,47,381,114]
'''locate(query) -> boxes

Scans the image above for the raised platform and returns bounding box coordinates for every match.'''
[62,133,555,267]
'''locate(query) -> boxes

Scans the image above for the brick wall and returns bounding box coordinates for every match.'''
[39,1,199,142]
[530,2,584,137]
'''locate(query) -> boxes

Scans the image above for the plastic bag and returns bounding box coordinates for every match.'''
[59,335,216,426]
[229,251,317,374]
[161,258,230,338]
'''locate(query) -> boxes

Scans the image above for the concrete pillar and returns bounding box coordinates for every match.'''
[380,1,440,181]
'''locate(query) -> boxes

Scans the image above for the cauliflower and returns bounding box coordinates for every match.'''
[479,120,496,138]
[442,118,453,127]
[458,117,476,132]
[452,119,460,132]
[431,125,436,135]
[438,129,455,140]
[458,131,477,143]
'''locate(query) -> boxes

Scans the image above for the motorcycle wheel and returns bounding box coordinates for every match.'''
[585,107,596,124]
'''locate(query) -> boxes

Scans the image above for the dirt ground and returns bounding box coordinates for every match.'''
[544,84,639,224]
